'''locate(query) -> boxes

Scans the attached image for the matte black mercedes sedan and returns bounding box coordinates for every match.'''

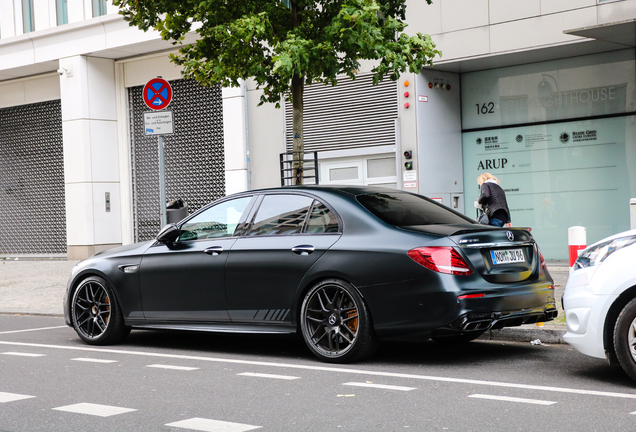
[64,186,557,363]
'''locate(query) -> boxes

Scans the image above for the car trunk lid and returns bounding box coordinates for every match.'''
[451,228,537,283]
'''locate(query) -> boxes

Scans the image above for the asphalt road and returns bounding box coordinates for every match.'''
[0,314,634,432]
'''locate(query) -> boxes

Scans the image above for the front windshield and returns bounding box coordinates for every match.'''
[357,192,476,226]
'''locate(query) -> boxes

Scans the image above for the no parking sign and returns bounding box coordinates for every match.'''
[143,77,173,110]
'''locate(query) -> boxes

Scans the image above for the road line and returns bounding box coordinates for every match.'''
[71,358,118,364]
[343,382,416,391]
[0,326,67,335]
[147,364,199,371]
[1,340,636,400]
[165,417,261,431]
[0,392,35,403]
[52,402,137,417]
[469,394,557,405]
[237,372,300,380]
[2,351,45,357]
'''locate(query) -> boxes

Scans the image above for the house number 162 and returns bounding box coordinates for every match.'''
[476,102,495,114]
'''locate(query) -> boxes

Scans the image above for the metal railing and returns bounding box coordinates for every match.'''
[280,151,319,186]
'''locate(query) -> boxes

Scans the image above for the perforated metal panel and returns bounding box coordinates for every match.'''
[0,100,66,254]
[285,74,398,152]
[128,79,225,242]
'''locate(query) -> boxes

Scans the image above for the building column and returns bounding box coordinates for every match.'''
[59,55,122,260]
[222,81,249,194]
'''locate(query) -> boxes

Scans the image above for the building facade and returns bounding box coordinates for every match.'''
[0,0,635,260]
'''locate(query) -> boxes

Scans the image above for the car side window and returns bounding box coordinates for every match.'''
[305,201,339,234]
[178,196,252,241]
[249,195,313,236]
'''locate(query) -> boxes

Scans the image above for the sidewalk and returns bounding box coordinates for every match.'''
[0,258,569,343]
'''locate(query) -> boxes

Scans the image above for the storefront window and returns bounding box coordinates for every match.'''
[22,0,35,33]
[461,50,636,260]
[92,0,107,17]
[57,0,68,25]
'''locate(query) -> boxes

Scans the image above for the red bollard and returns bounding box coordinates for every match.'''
[568,226,587,272]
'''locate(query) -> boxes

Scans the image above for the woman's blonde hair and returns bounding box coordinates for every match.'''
[477,173,499,186]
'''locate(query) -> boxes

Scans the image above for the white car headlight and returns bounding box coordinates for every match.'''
[574,235,636,270]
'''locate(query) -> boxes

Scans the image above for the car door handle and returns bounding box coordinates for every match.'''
[292,245,315,256]
[204,246,224,256]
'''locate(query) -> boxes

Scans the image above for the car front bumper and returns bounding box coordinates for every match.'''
[562,269,616,360]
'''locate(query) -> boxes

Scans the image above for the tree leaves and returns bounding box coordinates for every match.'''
[113,0,440,106]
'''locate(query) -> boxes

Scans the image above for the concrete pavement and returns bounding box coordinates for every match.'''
[0,257,569,343]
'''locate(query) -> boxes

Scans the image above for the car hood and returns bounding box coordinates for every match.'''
[89,240,155,260]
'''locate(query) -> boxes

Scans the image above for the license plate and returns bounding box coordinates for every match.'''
[490,249,525,265]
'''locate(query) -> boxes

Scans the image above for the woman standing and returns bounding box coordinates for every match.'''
[477,173,511,227]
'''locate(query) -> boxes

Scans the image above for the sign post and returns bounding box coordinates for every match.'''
[143,77,173,227]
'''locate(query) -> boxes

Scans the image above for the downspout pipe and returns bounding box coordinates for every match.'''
[243,80,252,190]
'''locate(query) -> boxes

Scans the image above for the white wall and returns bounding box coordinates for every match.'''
[0,73,60,108]
[405,0,631,63]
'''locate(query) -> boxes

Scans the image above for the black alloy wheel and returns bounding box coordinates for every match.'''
[300,279,379,363]
[71,276,129,345]
[614,297,636,381]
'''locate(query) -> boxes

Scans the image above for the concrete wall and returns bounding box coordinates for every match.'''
[405,0,636,64]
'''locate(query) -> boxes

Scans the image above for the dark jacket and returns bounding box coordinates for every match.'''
[478,181,511,224]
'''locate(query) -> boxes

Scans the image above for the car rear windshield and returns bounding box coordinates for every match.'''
[357,192,476,226]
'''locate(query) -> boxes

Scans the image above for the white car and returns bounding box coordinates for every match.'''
[563,229,636,380]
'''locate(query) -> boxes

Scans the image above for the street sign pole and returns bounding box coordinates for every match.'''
[143,77,174,227]
[158,135,167,227]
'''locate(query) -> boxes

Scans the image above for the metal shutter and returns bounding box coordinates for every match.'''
[0,101,66,255]
[128,79,225,242]
[285,74,398,152]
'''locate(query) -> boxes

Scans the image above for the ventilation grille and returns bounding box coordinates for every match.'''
[285,74,398,152]
[128,79,225,242]
[0,101,66,255]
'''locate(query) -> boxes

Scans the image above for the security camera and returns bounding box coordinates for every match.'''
[57,66,72,77]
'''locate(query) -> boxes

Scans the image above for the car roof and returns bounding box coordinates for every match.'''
[248,185,404,197]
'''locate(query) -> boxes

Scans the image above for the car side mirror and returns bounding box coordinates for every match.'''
[156,223,180,244]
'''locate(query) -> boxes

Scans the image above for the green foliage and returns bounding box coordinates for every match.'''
[113,0,440,107]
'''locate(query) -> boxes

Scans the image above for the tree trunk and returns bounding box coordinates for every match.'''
[291,1,304,185]
[291,74,304,185]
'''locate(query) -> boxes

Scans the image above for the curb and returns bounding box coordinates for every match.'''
[479,325,566,344]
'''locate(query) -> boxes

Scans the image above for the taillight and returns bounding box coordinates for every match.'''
[458,293,485,300]
[407,247,473,276]
[538,246,551,278]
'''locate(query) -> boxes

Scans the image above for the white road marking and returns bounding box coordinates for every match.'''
[0,392,35,403]
[237,372,300,380]
[52,402,137,417]
[71,358,118,364]
[469,394,557,405]
[147,364,199,371]
[1,340,636,401]
[343,382,416,391]
[165,417,261,431]
[2,352,45,357]
[0,326,68,335]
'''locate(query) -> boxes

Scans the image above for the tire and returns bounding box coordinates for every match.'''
[614,297,636,382]
[300,279,379,363]
[431,331,485,344]
[71,276,130,345]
